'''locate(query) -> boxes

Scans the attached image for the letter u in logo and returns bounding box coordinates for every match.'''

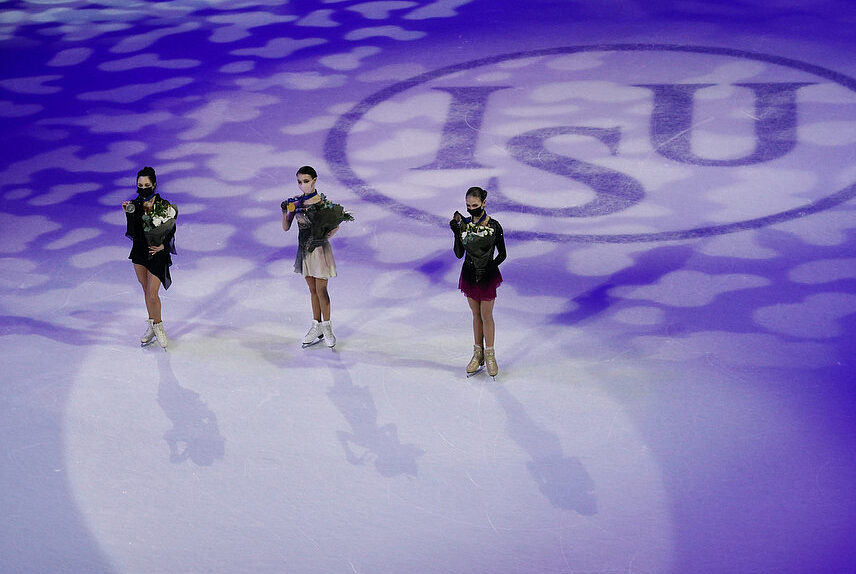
[636,82,815,166]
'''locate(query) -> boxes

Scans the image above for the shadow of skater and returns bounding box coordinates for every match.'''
[157,355,225,466]
[491,384,596,514]
[325,356,424,477]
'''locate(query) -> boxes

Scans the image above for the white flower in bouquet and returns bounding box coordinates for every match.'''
[140,198,179,259]
[142,199,178,233]
[461,221,494,244]
[151,204,177,228]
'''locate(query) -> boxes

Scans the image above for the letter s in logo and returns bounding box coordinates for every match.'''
[503,126,645,217]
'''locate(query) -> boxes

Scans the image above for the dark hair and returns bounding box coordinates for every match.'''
[296,165,317,179]
[465,186,487,201]
[136,166,157,187]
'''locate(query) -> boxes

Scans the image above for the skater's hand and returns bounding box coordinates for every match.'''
[281,200,296,213]
[148,244,164,255]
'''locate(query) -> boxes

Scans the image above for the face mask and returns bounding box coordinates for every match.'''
[136,187,156,202]
[467,207,484,218]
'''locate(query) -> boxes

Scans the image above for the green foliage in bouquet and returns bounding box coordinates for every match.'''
[141,197,178,257]
[142,197,179,233]
[460,221,495,245]
[307,194,354,251]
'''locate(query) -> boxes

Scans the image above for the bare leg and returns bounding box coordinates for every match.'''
[145,272,163,323]
[134,264,155,320]
[304,276,322,321]
[467,297,484,347]
[313,277,331,321]
[479,298,496,348]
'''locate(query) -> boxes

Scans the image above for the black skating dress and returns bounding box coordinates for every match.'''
[451,216,506,301]
[125,195,177,290]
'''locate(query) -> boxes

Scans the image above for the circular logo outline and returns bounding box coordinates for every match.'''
[324,44,856,243]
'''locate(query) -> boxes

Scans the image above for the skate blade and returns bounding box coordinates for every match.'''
[302,336,324,348]
[141,339,156,348]
[466,365,485,378]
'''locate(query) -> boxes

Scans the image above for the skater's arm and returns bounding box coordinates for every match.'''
[281,206,296,231]
[147,221,177,256]
[308,225,338,250]
[492,220,506,267]
[165,222,177,255]
[124,201,142,241]
[450,215,465,259]
[453,230,464,259]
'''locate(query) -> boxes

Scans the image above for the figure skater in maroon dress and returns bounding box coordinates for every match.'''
[450,186,506,378]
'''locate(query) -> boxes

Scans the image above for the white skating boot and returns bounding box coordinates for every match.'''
[321,320,336,348]
[140,318,155,346]
[466,345,484,376]
[153,321,168,350]
[485,347,498,379]
[302,320,323,347]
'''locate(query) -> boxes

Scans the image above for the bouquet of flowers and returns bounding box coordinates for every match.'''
[305,194,354,252]
[141,197,178,257]
[460,220,495,245]
[460,220,496,281]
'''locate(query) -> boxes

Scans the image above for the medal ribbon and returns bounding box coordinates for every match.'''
[465,211,487,226]
[287,190,318,212]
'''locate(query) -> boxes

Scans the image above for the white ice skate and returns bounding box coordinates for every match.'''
[302,320,324,348]
[153,321,168,350]
[140,319,156,347]
[321,320,336,348]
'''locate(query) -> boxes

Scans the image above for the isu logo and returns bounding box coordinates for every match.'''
[325,45,856,242]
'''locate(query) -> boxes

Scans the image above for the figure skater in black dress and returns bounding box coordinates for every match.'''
[450,186,506,378]
[122,166,177,349]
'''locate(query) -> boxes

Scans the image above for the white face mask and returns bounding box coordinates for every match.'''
[297,178,316,195]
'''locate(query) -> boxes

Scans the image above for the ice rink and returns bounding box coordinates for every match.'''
[2,1,856,573]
